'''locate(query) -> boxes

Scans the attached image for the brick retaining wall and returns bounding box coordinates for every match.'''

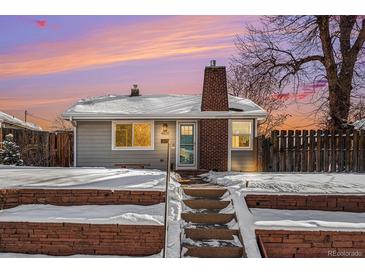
[246,194,365,212]
[0,189,165,209]
[0,222,163,256]
[256,229,365,258]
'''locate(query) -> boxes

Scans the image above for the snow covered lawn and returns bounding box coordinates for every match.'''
[252,208,365,231]
[0,166,166,190]
[0,204,164,225]
[202,171,365,258]
[203,172,365,194]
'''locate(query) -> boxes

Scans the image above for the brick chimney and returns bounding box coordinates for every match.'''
[199,60,229,171]
[130,84,140,97]
[201,60,229,111]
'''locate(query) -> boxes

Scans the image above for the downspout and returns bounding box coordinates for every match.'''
[69,117,77,167]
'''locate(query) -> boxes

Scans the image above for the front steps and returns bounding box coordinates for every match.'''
[180,183,246,258]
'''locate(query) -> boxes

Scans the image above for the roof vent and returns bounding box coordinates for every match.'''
[130,84,140,97]
[210,60,216,67]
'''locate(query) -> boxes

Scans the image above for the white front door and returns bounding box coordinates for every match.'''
[177,122,197,169]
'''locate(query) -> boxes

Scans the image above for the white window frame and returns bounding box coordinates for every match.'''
[230,119,254,151]
[112,120,154,151]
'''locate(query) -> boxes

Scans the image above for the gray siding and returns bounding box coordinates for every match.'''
[76,120,176,169]
[230,118,258,172]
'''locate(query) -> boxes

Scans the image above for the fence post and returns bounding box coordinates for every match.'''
[287,130,294,172]
[308,130,315,172]
[280,130,287,172]
[271,130,279,172]
[316,130,322,172]
[353,130,359,172]
[323,130,329,172]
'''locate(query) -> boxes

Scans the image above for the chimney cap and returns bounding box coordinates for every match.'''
[210,60,216,67]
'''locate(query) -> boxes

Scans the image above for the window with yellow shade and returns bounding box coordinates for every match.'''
[113,121,153,150]
[231,121,253,150]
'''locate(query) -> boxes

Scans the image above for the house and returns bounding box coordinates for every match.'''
[353,119,365,130]
[0,111,42,131]
[62,61,266,171]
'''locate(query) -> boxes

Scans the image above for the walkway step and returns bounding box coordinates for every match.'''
[181,212,235,224]
[183,199,230,210]
[185,227,239,240]
[182,238,244,258]
[182,187,227,198]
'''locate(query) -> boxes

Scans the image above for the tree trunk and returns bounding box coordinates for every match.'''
[328,83,351,129]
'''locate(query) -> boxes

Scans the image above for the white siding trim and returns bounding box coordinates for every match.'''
[73,121,77,167]
[228,119,232,171]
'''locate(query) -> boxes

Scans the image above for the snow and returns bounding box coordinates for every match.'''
[0,204,164,225]
[0,167,167,190]
[202,171,365,194]
[0,167,183,258]
[0,111,42,131]
[201,171,365,258]
[62,94,266,119]
[252,208,365,231]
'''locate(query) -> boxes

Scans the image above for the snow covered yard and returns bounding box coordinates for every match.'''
[203,171,365,194]
[0,167,183,258]
[0,166,167,190]
[201,171,365,258]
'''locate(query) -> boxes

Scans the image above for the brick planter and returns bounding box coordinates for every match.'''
[0,222,163,256]
[246,194,365,212]
[0,189,165,209]
[256,229,365,258]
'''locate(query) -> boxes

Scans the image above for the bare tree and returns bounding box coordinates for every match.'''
[234,16,365,129]
[51,116,73,132]
[229,58,290,136]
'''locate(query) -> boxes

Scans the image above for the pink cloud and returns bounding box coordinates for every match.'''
[35,19,47,29]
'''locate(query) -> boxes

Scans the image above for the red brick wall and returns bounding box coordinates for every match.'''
[199,119,228,171]
[0,189,165,209]
[201,66,229,111]
[0,222,163,256]
[245,194,365,212]
[256,229,365,258]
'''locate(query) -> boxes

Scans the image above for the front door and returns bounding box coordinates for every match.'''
[177,122,197,169]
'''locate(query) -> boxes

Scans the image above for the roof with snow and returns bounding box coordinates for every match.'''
[353,119,365,130]
[63,94,267,119]
[0,111,42,131]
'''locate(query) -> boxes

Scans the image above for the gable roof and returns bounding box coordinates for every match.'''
[63,94,267,120]
[0,111,42,131]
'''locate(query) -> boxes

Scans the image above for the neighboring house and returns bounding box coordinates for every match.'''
[63,61,267,171]
[0,111,42,131]
[353,119,365,130]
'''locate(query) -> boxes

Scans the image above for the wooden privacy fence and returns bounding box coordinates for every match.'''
[1,128,73,167]
[260,129,365,172]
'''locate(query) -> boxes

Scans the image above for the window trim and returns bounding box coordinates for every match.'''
[230,119,254,151]
[111,120,154,151]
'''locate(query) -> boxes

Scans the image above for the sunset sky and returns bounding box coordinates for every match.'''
[0,15,314,130]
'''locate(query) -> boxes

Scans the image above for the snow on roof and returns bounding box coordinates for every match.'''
[353,119,365,130]
[63,94,266,119]
[0,111,42,131]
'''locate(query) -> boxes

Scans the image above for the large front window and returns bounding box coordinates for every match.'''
[231,120,253,150]
[113,121,154,150]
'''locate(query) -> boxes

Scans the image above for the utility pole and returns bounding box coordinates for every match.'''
[24,110,28,123]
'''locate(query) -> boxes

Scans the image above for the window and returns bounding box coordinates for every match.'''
[113,121,154,150]
[231,120,253,150]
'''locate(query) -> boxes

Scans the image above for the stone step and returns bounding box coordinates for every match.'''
[181,212,235,224]
[183,246,244,258]
[183,199,230,210]
[184,227,239,240]
[182,187,227,198]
